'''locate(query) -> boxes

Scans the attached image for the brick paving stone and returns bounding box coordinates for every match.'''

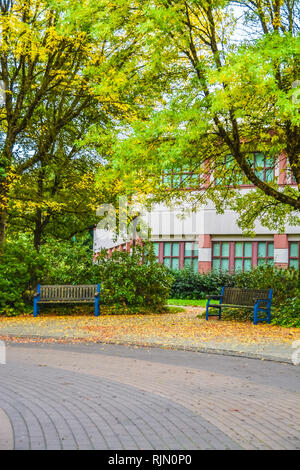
[0,343,299,450]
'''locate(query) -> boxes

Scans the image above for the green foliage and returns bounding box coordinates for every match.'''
[0,237,173,315]
[169,267,235,300]
[0,237,47,315]
[233,265,299,307]
[100,1,300,231]
[95,244,174,313]
[271,293,300,328]
[40,238,99,285]
[170,265,299,327]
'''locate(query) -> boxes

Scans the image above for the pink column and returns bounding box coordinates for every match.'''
[274,234,289,269]
[198,234,212,273]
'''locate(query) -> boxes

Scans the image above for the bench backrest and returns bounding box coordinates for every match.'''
[38,285,99,301]
[222,287,272,306]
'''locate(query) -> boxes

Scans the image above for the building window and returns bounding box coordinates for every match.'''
[212,242,230,272]
[215,153,275,186]
[257,241,274,266]
[289,242,300,269]
[162,168,200,189]
[162,241,180,269]
[153,241,198,271]
[212,241,274,272]
[234,242,252,271]
[252,153,275,183]
[183,242,198,271]
[287,168,297,184]
[153,242,160,258]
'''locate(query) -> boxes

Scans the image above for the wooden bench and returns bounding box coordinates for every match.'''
[205,287,273,325]
[33,284,101,317]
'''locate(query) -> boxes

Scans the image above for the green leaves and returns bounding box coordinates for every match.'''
[99,1,299,232]
[94,243,174,312]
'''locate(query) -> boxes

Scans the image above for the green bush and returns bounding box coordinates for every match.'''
[271,292,300,328]
[233,265,299,307]
[212,266,299,325]
[169,267,236,299]
[0,238,173,315]
[40,238,99,285]
[0,237,47,315]
[95,244,174,313]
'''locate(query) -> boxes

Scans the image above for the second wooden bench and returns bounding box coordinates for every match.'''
[206,287,273,325]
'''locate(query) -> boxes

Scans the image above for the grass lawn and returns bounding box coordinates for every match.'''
[168,298,208,307]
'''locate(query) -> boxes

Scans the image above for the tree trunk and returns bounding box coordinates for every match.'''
[33,208,42,252]
[0,179,8,253]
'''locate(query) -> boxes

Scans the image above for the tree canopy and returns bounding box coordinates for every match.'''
[0,0,299,251]
[95,0,300,233]
[0,0,150,250]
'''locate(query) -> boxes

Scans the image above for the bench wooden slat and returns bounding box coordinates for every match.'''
[39,284,99,301]
[34,284,101,317]
[222,287,269,307]
[206,286,273,325]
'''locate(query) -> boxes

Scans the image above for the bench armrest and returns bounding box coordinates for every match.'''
[253,298,270,303]
[206,295,222,300]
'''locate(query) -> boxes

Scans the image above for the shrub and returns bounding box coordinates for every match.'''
[169,267,235,299]
[40,238,99,285]
[233,265,298,307]
[95,244,174,313]
[213,266,299,325]
[0,237,47,315]
[271,292,300,328]
[0,235,99,315]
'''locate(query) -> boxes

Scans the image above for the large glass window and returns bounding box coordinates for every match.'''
[212,241,274,272]
[234,242,252,271]
[152,241,198,271]
[184,242,198,271]
[212,242,230,272]
[215,153,275,186]
[289,242,300,269]
[153,242,160,258]
[257,241,274,265]
[253,153,275,183]
[162,168,200,189]
[163,242,180,270]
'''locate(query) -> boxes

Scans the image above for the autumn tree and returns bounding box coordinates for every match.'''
[100,0,300,233]
[0,0,149,251]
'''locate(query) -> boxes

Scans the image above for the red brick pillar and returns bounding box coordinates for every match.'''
[274,234,289,269]
[198,234,212,273]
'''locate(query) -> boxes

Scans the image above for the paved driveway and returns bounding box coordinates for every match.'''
[0,343,299,450]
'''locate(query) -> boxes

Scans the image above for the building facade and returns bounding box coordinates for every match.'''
[93,154,300,273]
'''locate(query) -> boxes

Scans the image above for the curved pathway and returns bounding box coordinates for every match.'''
[0,343,299,450]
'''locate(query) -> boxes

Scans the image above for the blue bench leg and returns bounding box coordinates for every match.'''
[33,299,39,317]
[253,305,258,325]
[206,302,221,320]
[206,302,210,320]
[95,297,100,317]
